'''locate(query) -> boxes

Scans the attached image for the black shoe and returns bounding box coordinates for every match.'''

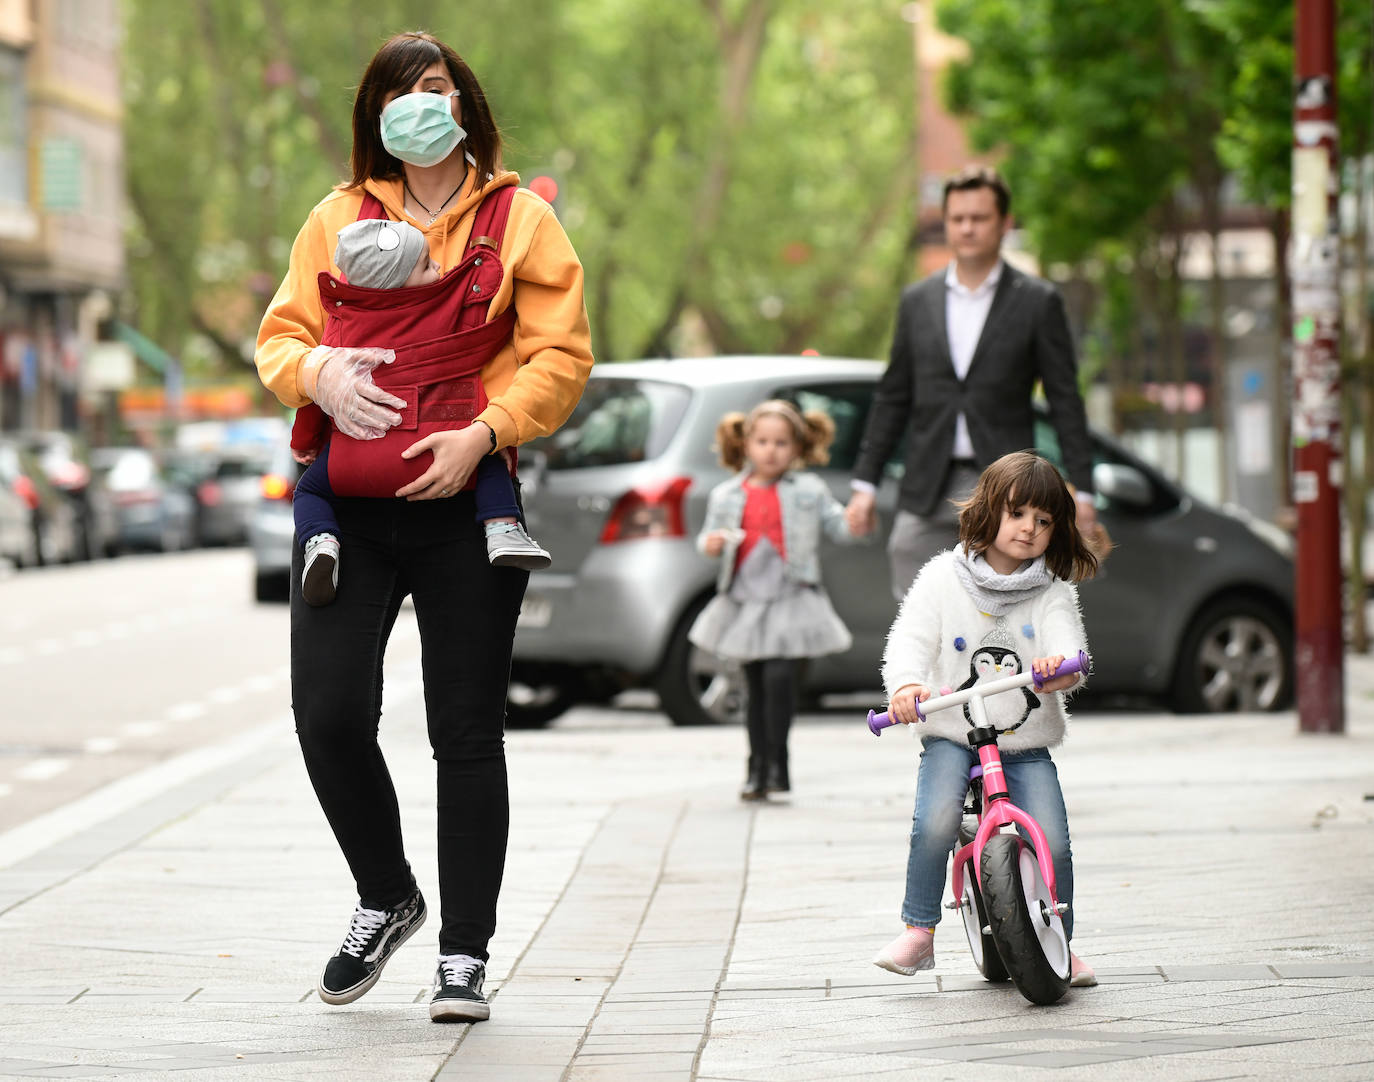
[740,761,767,802]
[765,760,790,794]
[430,954,491,1022]
[317,888,426,1005]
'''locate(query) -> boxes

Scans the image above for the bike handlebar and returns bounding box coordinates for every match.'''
[866,650,1089,736]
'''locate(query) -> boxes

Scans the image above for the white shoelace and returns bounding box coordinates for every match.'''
[340,905,388,958]
[437,953,482,986]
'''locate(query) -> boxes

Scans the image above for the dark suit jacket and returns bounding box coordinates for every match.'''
[852,262,1095,516]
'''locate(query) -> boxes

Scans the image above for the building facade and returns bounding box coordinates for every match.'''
[0,0,125,433]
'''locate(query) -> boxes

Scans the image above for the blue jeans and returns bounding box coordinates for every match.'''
[294,441,521,548]
[902,737,1075,940]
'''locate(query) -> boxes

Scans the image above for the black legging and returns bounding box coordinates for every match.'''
[743,658,798,771]
[290,491,527,959]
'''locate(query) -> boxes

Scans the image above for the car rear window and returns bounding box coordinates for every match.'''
[532,379,691,470]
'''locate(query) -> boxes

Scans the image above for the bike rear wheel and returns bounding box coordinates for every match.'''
[956,856,1008,982]
[980,834,1070,1005]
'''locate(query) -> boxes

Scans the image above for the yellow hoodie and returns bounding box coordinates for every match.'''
[254,170,593,451]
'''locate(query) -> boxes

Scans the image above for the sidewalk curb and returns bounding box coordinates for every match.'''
[0,717,292,915]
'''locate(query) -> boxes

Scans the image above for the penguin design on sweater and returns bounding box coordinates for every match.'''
[958,639,1040,735]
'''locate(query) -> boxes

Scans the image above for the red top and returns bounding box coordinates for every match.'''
[737,480,785,568]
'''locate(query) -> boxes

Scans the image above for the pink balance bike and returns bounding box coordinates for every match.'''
[866,650,1089,1006]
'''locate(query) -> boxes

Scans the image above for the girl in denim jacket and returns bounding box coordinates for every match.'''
[691,399,864,800]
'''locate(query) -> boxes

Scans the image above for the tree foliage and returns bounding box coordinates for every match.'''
[120,0,917,376]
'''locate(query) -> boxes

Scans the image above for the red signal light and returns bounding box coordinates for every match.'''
[528,175,559,204]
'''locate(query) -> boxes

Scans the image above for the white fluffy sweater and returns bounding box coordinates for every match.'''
[882,549,1089,752]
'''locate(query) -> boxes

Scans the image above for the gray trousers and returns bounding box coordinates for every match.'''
[887,463,981,600]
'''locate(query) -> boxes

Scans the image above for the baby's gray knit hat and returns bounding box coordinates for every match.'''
[334,218,428,289]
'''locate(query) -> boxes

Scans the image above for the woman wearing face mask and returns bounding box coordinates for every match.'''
[254,31,592,1023]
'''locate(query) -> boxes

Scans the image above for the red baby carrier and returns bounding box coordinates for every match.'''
[290,184,517,498]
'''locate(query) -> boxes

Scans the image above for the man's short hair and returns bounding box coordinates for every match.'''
[941,165,1011,218]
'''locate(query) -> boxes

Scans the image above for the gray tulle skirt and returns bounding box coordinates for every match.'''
[688,583,852,663]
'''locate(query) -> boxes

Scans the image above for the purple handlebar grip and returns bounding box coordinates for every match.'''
[867,709,896,736]
[1032,649,1089,690]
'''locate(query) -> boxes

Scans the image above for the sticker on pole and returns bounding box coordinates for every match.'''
[1293,470,1319,503]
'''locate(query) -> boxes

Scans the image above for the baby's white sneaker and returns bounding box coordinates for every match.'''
[302,533,340,606]
[485,521,551,570]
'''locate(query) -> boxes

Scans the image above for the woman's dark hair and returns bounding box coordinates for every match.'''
[346,32,501,188]
[956,451,1098,582]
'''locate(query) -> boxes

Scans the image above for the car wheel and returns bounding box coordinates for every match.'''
[254,570,290,603]
[505,665,579,731]
[656,595,746,726]
[1170,596,1293,713]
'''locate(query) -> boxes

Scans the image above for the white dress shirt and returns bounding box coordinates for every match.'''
[945,259,1003,460]
[850,259,1005,498]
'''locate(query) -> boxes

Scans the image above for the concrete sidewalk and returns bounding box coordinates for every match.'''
[2,652,1373,1081]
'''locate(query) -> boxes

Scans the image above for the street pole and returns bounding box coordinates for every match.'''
[1290,0,1344,732]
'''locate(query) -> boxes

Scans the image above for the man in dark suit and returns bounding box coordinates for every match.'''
[846,166,1099,598]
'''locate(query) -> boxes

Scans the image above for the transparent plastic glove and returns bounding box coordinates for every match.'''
[300,345,405,440]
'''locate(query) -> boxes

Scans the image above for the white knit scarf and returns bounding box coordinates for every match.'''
[952,548,1054,615]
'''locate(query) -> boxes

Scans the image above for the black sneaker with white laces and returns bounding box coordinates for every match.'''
[429,953,490,1022]
[317,888,426,1005]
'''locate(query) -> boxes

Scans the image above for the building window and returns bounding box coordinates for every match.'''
[0,46,26,206]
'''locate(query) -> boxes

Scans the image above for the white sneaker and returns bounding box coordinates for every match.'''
[302,533,340,606]
[485,521,551,570]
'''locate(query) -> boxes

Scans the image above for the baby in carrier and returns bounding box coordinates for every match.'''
[291,217,551,606]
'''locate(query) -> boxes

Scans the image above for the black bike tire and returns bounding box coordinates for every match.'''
[980,834,1070,1005]
[957,858,1009,983]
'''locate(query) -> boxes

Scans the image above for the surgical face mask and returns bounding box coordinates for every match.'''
[379,90,466,168]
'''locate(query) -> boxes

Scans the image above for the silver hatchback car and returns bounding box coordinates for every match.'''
[511,356,1294,727]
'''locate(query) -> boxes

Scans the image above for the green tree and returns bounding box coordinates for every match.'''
[939,0,1234,478]
[120,0,918,383]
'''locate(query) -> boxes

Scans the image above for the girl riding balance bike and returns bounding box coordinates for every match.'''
[870,451,1100,1000]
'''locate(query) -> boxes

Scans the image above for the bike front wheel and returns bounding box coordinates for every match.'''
[980,834,1070,1005]
[956,856,1008,983]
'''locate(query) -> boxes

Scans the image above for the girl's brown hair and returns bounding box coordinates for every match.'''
[957,451,1099,582]
[346,32,502,189]
[713,399,836,472]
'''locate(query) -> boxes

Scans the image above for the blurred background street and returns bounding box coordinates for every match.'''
[0,549,302,832]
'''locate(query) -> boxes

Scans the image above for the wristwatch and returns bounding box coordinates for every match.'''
[482,421,498,453]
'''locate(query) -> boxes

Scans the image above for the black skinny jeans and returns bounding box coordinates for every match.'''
[743,658,798,770]
[290,490,527,959]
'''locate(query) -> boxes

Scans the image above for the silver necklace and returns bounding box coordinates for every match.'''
[405,178,464,225]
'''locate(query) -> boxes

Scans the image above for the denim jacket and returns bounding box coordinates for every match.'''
[696,470,864,595]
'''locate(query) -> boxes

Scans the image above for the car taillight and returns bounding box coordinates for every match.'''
[13,475,39,510]
[598,477,692,543]
[198,480,223,506]
[260,473,294,501]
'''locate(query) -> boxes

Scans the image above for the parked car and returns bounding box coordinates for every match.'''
[248,437,300,601]
[0,441,40,568]
[91,447,198,553]
[16,430,118,559]
[192,447,275,546]
[508,356,1295,727]
[0,436,81,566]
